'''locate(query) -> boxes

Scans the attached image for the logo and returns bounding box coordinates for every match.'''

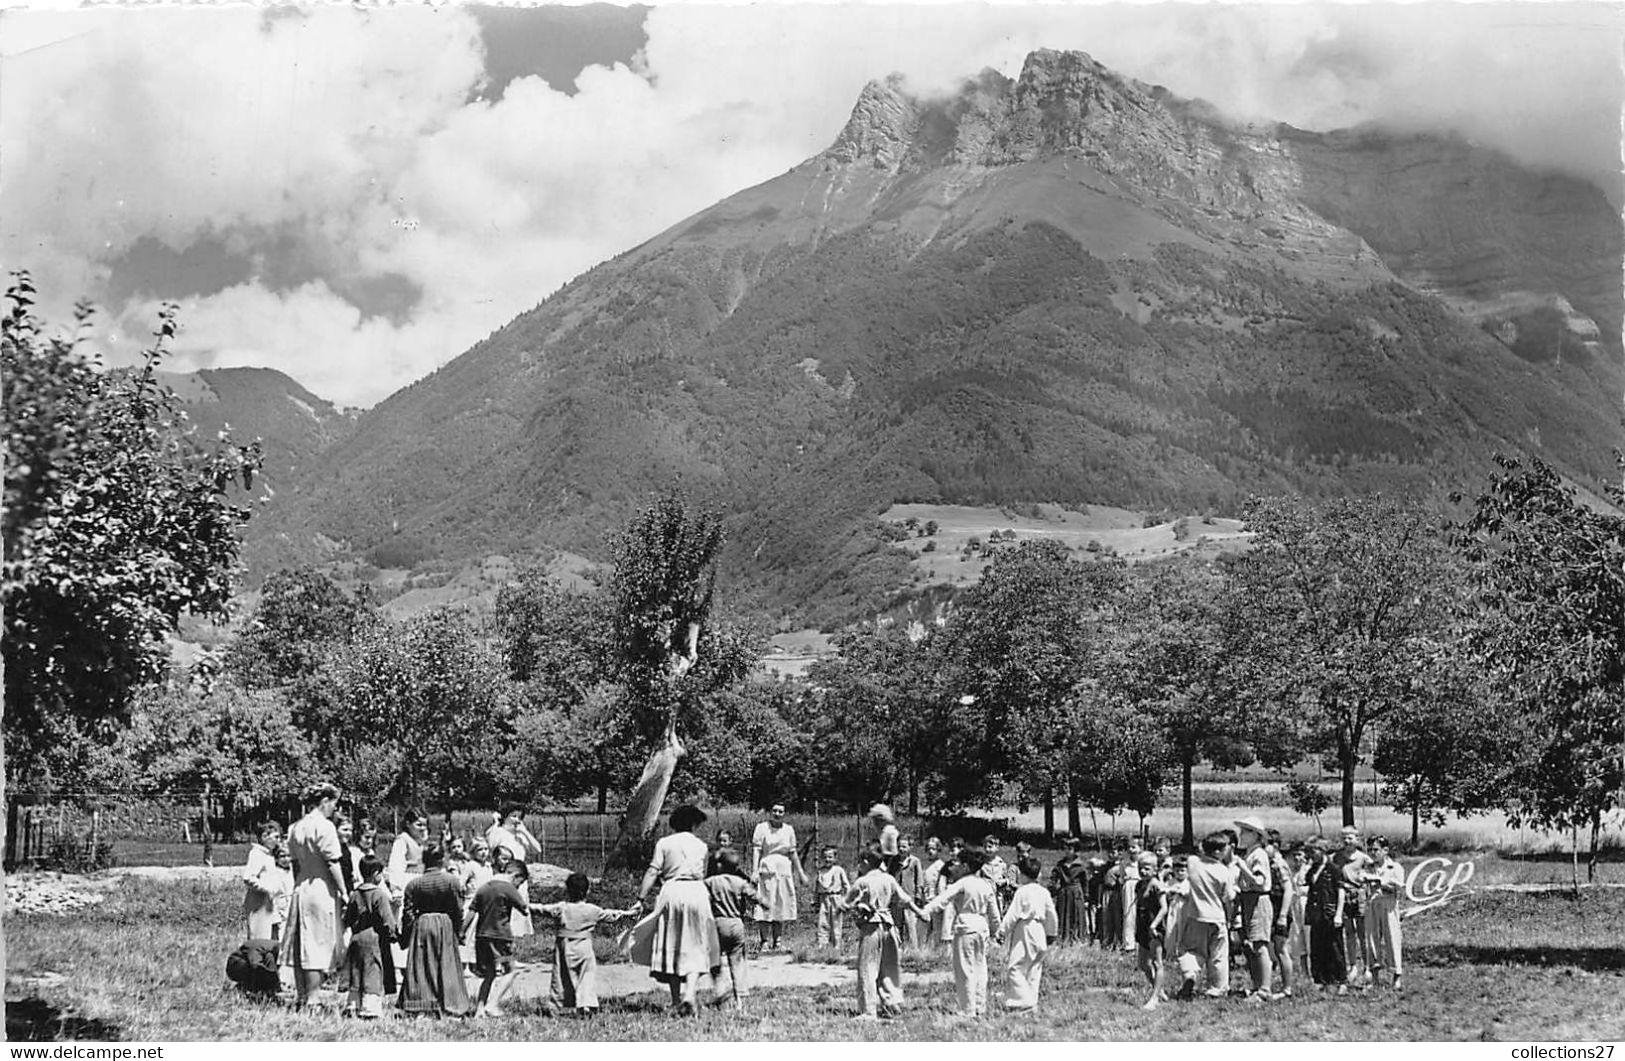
[1400,856,1475,918]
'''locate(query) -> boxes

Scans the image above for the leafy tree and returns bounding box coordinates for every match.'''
[934,539,1125,832]
[3,276,262,788]
[1452,456,1625,879]
[225,567,377,691]
[1111,560,1254,846]
[323,608,512,808]
[1226,495,1455,826]
[1284,779,1332,834]
[1067,685,1171,839]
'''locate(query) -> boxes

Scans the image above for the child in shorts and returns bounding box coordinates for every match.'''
[469,859,530,1017]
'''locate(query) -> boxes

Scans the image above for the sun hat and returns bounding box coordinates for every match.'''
[1233,815,1268,838]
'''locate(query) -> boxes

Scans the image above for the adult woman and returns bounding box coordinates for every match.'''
[485,808,542,865]
[387,810,429,903]
[1050,836,1089,944]
[631,804,722,1015]
[241,821,282,940]
[751,801,807,950]
[400,843,473,1017]
[282,782,349,1007]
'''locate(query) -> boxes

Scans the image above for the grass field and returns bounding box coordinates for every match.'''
[7,850,1625,1041]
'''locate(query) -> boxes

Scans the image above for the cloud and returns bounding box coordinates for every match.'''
[2,2,1619,408]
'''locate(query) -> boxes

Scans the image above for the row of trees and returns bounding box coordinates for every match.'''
[5,278,1622,878]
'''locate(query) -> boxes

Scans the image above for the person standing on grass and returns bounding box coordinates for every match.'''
[1334,825,1374,986]
[751,801,806,950]
[844,848,914,1020]
[400,843,473,1018]
[920,837,950,949]
[1265,828,1297,999]
[1304,838,1348,994]
[458,838,494,970]
[343,854,398,1019]
[631,804,723,1016]
[269,841,295,941]
[1132,852,1168,1010]
[1233,817,1277,1002]
[1149,856,1189,1009]
[469,858,531,1018]
[1287,843,1312,984]
[920,848,1000,1021]
[704,849,761,1010]
[387,810,429,904]
[869,804,902,873]
[999,856,1058,1013]
[1121,838,1143,955]
[282,782,348,1007]
[1173,832,1239,1001]
[1362,836,1405,991]
[1049,836,1087,945]
[1100,846,1126,949]
[894,836,924,948]
[486,808,542,864]
[242,821,282,940]
[537,872,641,1017]
[813,844,852,948]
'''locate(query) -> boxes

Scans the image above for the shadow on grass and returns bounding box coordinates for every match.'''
[5,996,123,1041]
[1413,944,1625,972]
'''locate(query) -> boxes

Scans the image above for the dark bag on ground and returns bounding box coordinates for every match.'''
[226,938,282,997]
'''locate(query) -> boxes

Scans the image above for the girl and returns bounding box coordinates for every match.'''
[920,849,1000,1019]
[999,856,1058,1013]
[241,821,282,940]
[459,839,494,969]
[343,854,398,1018]
[267,841,295,940]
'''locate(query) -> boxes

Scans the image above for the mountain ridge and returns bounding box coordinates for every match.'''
[240,48,1623,624]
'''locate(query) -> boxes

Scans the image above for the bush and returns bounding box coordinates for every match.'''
[42,829,116,873]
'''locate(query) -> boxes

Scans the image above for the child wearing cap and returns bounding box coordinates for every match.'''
[1233,816,1277,1002]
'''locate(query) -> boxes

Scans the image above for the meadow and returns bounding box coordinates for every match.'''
[7,849,1625,1042]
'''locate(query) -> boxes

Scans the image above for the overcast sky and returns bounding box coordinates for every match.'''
[2,1,1620,408]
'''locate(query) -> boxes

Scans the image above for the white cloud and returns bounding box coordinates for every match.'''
[3,2,1619,408]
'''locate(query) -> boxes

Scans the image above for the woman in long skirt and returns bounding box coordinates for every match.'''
[1049,837,1088,944]
[629,804,722,1015]
[400,843,473,1017]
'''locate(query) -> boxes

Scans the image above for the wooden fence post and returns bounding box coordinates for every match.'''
[201,782,214,866]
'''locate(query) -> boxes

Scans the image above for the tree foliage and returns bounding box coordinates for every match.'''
[2,276,262,787]
[1452,455,1625,877]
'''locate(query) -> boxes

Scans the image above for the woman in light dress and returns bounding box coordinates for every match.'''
[751,801,808,950]
[281,782,349,1007]
[630,804,722,1015]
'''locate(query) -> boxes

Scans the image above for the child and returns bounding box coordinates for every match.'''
[1362,836,1405,991]
[813,845,852,948]
[920,849,1000,1020]
[894,837,924,948]
[536,872,641,1016]
[469,858,531,1018]
[844,849,915,1020]
[1304,838,1348,995]
[705,850,760,1009]
[343,854,399,1018]
[1287,844,1312,983]
[459,839,494,967]
[1133,852,1169,1010]
[1175,833,1239,1001]
[998,856,1058,1012]
[920,837,948,948]
[980,836,1011,911]
[241,821,282,941]
[267,842,295,941]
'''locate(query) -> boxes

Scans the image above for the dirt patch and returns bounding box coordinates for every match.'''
[5,872,121,915]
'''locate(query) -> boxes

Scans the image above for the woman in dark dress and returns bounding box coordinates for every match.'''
[1049,836,1089,944]
[400,843,473,1017]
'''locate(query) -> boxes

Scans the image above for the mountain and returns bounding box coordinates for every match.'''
[245,49,1624,625]
[164,366,355,519]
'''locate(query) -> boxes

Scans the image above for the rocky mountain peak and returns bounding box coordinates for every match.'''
[826,73,919,169]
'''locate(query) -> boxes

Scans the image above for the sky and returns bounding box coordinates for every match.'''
[2,1,1620,408]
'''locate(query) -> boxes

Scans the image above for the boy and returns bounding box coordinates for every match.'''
[469,858,530,1017]
[1334,826,1373,986]
[844,848,914,1020]
[980,836,1010,913]
[1133,851,1168,1010]
[813,845,852,948]
[343,854,398,1018]
[1233,816,1276,1002]
[1362,836,1405,991]
[705,850,760,1009]
[920,849,1000,1019]
[894,837,924,948]
[536,871,641,1016]
[1175,832,1239,1000]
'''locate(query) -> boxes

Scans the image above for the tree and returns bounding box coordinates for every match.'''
[934,539,1125,834]
[1226,495,1455,827]
[226,567,377,691]
[1452,456,1625,879]
[323,608,512,808]
[605,491,726,866]
[1110,560,1254,847]
[3,276,262,788]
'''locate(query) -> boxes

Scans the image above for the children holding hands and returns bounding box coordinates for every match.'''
[535,872,642,1016]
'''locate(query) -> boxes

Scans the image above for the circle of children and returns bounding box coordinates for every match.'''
[228,784,1406,1024]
